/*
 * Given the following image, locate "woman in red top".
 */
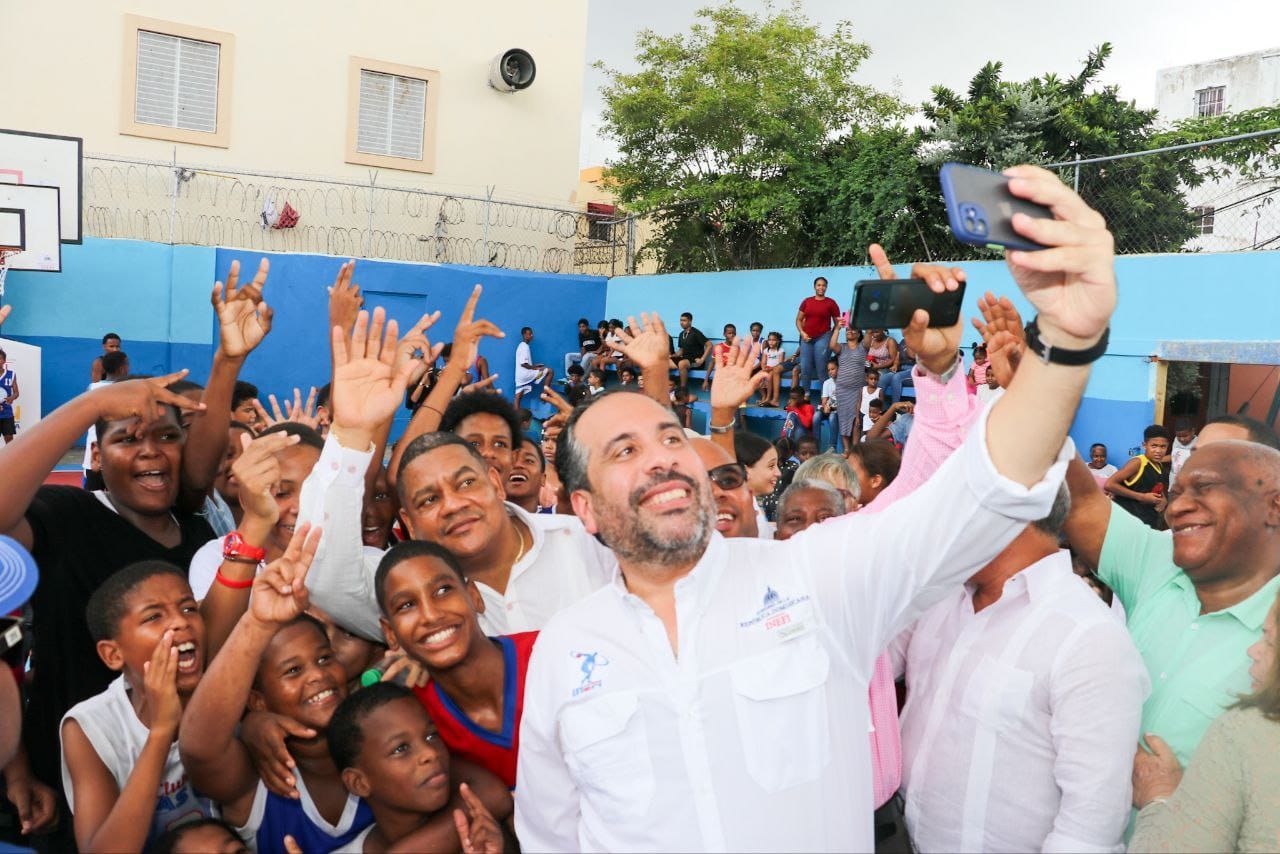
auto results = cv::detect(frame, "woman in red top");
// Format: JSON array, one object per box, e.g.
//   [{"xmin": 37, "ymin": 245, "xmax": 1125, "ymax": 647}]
[{"xmin": 795, "ymin": 276, "xmax": 840, "ymax": 394}]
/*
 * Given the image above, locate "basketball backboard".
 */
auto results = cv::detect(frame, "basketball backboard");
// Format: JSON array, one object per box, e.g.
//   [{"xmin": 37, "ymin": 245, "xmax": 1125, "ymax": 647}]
[
  {"xmin": 0, "ymin": 208, "xmax": 24, "ymax": 251},
  {"xmin": 0, "ymin": 129, "xmax": 82, "ymax": 245},
  {"xmin": 0, "ymin": 185, "xmax": 60, "ymax": 272}
]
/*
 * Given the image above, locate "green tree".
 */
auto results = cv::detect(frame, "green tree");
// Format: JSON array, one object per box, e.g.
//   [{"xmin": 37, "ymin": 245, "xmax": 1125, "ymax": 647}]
[
  {"xmin": 919, "ymin": 44, "xmax": 1201, "ymax": 254},
  {"xmin": 597, "ymin": 2, "xmax": 904, "ymax": 272}
]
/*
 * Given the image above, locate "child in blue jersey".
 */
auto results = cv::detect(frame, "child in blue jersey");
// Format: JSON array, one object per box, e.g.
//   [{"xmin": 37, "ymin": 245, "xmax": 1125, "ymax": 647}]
[
  {"xmin": 180, "ymin": 525, "xmax": 370, "ymax": 853},
  {"xmin": 0, "ymin": 347, "xmax": 19, "ymax": 444},
  {"xmin": 327, "ymin": 683, "xmax": 510, "ymax": 852},
  {"xmin": 60, "ymin": 561, "xmax": 214, "ymax": 852}
]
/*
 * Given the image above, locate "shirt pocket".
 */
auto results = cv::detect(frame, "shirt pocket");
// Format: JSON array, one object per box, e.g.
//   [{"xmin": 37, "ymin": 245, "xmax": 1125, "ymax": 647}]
[
  {"xmin": 958, "ymin": 655, "xmax": 1034, "ymax": 734},
  {"xmin": 559, "ymin": 691, "xmax": 655, "ymax": 817},
  {"xmin": 731, "ymin": 641, "xmax": 832, "ymax": 793}
]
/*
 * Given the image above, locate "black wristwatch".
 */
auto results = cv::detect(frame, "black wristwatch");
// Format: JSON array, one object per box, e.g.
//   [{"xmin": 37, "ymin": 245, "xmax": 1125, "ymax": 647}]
[{"xmin": 1025, "ymin": 318, "xmax": 1109, "ymax": 366}]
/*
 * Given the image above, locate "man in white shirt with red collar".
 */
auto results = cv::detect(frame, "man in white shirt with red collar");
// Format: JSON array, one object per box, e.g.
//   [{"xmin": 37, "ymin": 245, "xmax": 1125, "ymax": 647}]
[
  {"xmin": 514, "ymin": 166, "xmax": 1120, "ymax": 851},
  {"xmin": 892, "ymin": 487, "xmax": 1148, "ymax": 852}
]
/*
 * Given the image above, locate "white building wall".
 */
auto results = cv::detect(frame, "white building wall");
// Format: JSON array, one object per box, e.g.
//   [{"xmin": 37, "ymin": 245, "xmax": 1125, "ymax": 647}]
[{"xmin": 1154, "ymin": 48, "xmax": 1280, "ymax": 252}]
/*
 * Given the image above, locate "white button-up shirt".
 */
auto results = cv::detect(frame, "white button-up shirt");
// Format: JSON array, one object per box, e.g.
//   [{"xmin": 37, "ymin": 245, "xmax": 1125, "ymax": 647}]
[
  {"xmin": 891, "ymin": 550, "xmax": 1149, "ymax": 853},
  {"xmin": 296, "ymin": 435, "xmax": 615, "ymax": 640},
  {"xmin": 515, "ymin": 405, "xmax": 1072, "ymax": 852}
]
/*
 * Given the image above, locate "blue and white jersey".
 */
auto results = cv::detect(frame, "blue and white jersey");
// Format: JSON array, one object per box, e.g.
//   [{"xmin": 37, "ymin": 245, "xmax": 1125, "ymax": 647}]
[
  {"xmin": 233, "ymin": 776, "xmax": 373, "ymax": 854},
  {"xmin": 0, "ymin": 369, "xmax": 15, "ymax": 418}
]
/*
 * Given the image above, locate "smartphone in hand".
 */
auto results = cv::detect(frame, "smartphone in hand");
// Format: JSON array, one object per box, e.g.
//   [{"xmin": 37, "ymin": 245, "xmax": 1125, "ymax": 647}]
[
  {"xmin": 939, "ymin": 163, "xmax": 1052, "ymax": 251},
  {"xmin": 851, "ymin": 279, "xmax": 965, "ymax": 330}
]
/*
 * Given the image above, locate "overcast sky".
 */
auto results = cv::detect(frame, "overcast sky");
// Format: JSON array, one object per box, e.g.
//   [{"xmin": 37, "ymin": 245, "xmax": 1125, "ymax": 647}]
[{"xmin": 579, "ymin": 0, "xmax": 1280, "ymax": 167}]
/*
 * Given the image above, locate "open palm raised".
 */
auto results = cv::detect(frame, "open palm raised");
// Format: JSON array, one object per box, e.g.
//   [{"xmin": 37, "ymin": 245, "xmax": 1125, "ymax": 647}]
[
  {"xmin": 332, "ymin": 307, "xmax": 422, "ymax": 434},
  {"xmin": 213, "ymin": 258, "xmax": 274, "ymax": 358}
]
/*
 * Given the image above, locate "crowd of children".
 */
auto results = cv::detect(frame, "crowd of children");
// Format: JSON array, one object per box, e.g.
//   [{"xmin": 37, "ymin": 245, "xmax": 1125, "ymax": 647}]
[{"xmin": 1, "ymin": 193, "xmax": 1278, "ymax": 854}]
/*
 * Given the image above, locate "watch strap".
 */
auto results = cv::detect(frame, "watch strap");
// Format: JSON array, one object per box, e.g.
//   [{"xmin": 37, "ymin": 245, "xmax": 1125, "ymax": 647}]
[{"xmin": 1025, "ymin": 318, "xmax": 1109, "ymax": 366}]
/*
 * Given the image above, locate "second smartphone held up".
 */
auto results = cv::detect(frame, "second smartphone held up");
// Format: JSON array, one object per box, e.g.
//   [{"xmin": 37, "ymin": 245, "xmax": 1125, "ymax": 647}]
[{"xmin": 850, "ymin": 278, "xmax": 966, "ymax": 330}]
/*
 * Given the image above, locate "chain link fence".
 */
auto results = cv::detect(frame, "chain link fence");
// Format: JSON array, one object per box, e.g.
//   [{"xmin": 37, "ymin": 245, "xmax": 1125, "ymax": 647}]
[
  {"xmin": 1045, "ymin": 129, "xmax": 1280, "ymax": 256},
  {"xmin": 82, "ymin": 154, "xmax": 638, "ymax": 276}
]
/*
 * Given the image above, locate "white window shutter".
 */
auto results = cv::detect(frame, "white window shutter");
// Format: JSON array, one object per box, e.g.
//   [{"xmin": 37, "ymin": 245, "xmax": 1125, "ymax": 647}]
[
  {"xmin": 357, "ymin": 70, "xmax": 426, "ymax": 160},
  {"xmin": 135, "ymin": 30, "xmax": 219, "ymax": 133}
]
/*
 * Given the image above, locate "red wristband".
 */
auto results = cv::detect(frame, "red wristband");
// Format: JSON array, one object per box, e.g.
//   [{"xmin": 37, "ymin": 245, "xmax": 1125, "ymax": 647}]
[{"xmin": 215, "ymin": 570, "xmax": 254, "ymax": 590}]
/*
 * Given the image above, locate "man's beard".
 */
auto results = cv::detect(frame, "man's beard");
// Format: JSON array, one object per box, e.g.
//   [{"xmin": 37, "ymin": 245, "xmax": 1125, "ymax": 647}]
[{"xmin": 593, "ymin": 470, "xmax": 713, "ymax": 567}]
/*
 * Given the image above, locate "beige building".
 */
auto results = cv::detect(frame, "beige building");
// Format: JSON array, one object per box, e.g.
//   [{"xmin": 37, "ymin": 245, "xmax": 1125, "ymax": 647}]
[
  {"xmin": 576, "ymin": 165, "xmax": 656, "ymax": 275},
  {"xmin": 1, "ymin": 1, "xmax": 604, "ymax": 271}
]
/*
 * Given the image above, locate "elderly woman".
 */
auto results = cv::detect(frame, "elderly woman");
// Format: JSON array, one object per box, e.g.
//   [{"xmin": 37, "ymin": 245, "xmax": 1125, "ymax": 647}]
[{"xmin": 1129, "ymin": 588, "xmax": 1280, "ymax": 852}]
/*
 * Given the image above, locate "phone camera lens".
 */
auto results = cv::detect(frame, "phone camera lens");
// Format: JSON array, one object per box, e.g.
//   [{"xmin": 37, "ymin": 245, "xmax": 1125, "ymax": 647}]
[
  {"xmin": 869, "ymin": 300, "xmax": 881, "ymax": 312},
  {"xmin": 974, "ymin": 219, "xmax": 988, "ymax": 236}
]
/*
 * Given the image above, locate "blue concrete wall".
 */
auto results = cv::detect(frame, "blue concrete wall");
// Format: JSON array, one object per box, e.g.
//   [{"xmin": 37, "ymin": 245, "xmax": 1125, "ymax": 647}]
[
  {"xmin": 3, "ymin": 239, "xmax": 218, "ymax": 417},
  {"xmin": 3, "ymin": 238, "xmax": 606, "ymax": 443},
  {"xmin": 214, "ymin": 249, "xmax": 606, "ymax": 437},
  {"xmin": 606, "ymin": 251, "xmax": 1280, "ymax": 465}
]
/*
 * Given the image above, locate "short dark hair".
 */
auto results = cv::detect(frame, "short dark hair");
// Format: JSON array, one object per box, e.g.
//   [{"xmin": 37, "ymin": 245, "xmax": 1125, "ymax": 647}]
[
  {"xmin": 520, "ymin": 435, "xmax": 547, "ymax": 472},
  {"xmin": 520, "ymin": 326, "xmax": 533, "ymax": 336},
  {"xmin": 796, "ymin": 435, "xmax": 819, "ymax": 449},
  {"xmin": 750, "ymin": 322, "xmax": 763, "ymax": 332},
  {"xmin": 587, "ymin": 370, "xmax": 606, "ymax": 384},
  {"xmin": 230, "ymin": 420, "xmax": 256, "ymax": 439},
  {"xmin": 723, "ymin": 324, "xmax": 736, "ymax": 333},
  {"xmin": 395, "ymin": 432, "xmax": 487, "ymax": 497},
  {"xmin": 813, "ymin": 277, "xmax": 827, "ymax": 286},
  {"xmin": 680, "ymin": 312, "xmax": 693, "ymax": 321},
  {"xmin": 577, "ymin": 317, "xmax": 589, "ymax": 326},
  {"xmin": 1031, "ymin": 483, "xmax": 1071, "ymax": 537},
  {"xmin": 169, "ymin": 379, "xmax": 204, "ymax": 396},
  {"xmin": 518, "ymin": 408, "xmax": 533, "ymax": 424},
  {"xmin": 152, "ymin": 818, "xmax": 244, "ymax": 854},
  {"xmin": 439, "ymin": 390, "xmax": 522, "ymax": 447},
  {"xmin": 866, "ymin": 368, "xmax": 880, "ymax": 379},
  {"xmin": 734, "ymin": 431, "xmax": 774, "ymax": 468},
  {"xmin": 259, "ymin": 421, "xmax": 324, "ymax": 451},
  {"xmin": 1173, "ymin": 416, "xmax": 1194, "ymax": 432},
  {"xmin": 328, "ymin": 682, "xmax": 416, "ymax": 771},
  {"xmin": 103, "ymin": 333, "xmax": 121, "ymax": 344},
  {"xmin": 1143, "ymin": 424, "xmax": 1171, "ymax": 442},
  {"xmin": 847, "ymin": 441, "xmax": 902, "ymax": 486},
  {"xmin": 567, "ymin": 364, "xmax": 585, "ymax": 377},
  {"xmin": 101, "ymin": 351, "xmax": 130, "ymax": 376},
  {"xmin": 1205, "ymin": 414, "xmax": 1280, "ymax": 450},
  {"xmin": 232, "ymin": 381, "xmax": 259, "ymax": 409},
  {"xmin": 374, "ymin": 540, "xmax": 467, "ymax": 617},
  {"xmin": 86, "ymin": 561, "xmax": 189, "ymax": 643},
  {"xmin": 1090, "ymin": 442, "xmax": 1107, "ymax": 454},
  {"xmin": 316, "ymin": 383, "xmax": 332, "ymax": 410}
]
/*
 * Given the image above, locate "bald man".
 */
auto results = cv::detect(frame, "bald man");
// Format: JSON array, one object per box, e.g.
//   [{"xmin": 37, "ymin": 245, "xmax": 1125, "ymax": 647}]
[
  {"xmin": 1064, "ymin": 427, "xmax": 1280, "ymax": 769},
  {"xmin": 690, "ymin": 438, "xmax": 758, "ymax": 539}
]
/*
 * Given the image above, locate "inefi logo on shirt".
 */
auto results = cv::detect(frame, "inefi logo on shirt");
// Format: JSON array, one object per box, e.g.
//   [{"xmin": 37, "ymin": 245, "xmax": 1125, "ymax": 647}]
[
  {"xmin": 740, "ymin": 586, "xmax": 812, "ymax": 639},
  {"xmin": 571, "ymin": 651, "xmax": 609, "ymax": 697}
]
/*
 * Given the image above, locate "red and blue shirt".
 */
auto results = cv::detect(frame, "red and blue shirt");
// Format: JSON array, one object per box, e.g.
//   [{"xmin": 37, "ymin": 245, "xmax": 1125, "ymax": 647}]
[{"xmin": 413, "ymin": 631, "xmax": 537, "ymax": 789}]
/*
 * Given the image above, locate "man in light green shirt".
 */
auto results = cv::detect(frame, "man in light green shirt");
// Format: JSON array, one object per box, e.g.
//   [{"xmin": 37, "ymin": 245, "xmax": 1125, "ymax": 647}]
[{"xmin": 1065, "ymin": 416, "xmax": 1280, "ymax": 766}]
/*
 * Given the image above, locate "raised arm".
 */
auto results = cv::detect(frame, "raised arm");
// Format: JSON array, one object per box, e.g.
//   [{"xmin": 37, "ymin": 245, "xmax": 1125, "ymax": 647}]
[
  {"xmin": 865, "ymin": 402, "xmax": 909, "ymax": 442},
  {"xmin": 707, "ymin": 338, "xmax": 768, "ymax": 454},
  {"xmin": 200, "ymin": 430, "xmax": 300, "ymax": 658},
  {"xmin": 827, "ymin": 322, "xmax": 845, "ymax": 352},
  {"xmin": 180, "ymin": 259, "xmax": 273, "ymax": 511},
  {"xmin": 983, "ymin": 165, "xmax": 1115, "ymax": 487},
  {"xmin": 180, "ymin": 525, "xmax": 321, "ymax": 812},
  {"xmin": 387, "ymin": 285, "xmax": 500, "ymax": 490},
  {"xmin": 0, "ymin": 374, "xmax": 202, "ymax": 548},
  {"xmin": 299, "ymin": 309, "xmax": 421, "ymax": 640},
  {"xmin": 611, "ymin": 313, "xmax": 674, "ymax": 407},
  {"xmin": 1062, "ymin": 455, "xmax": 1115, "ymax": 569}
]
